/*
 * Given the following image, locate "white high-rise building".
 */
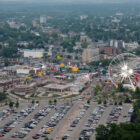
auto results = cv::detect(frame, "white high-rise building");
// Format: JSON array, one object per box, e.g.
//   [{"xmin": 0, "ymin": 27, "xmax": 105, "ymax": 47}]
[
  {"xmin": 40, "ymin": 15, "xmax": 46, "ymax": 24},
  {"xmin": 109, "ymin": 40, "xmax": 125, "ymax": 48},
  {"xmin": 110, "ymin": 40, "xmax": 114, "ymax": 47},
  {"xmin": 114, "ymin": 40, "xmax": 118, "ymax": 48}
]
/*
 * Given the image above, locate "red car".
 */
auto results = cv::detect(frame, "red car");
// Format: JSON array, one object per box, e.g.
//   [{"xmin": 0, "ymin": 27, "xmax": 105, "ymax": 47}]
[
  {"xmin": 113, "ymin": 117, "xmax": 118, "ymax": 121},
  {"xmin": 32, "ymin": 135, "xmax": 39, "ymax": 139},
  {"xmin": 0, "ymin": 134, "xmax": 4, "ymax": 138}
]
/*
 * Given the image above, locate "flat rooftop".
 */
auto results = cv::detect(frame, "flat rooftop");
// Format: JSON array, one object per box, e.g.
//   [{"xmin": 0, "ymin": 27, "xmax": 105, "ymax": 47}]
[{"xmin": 44, "ymin": 84, "xmax": 71, "ymax": 90}]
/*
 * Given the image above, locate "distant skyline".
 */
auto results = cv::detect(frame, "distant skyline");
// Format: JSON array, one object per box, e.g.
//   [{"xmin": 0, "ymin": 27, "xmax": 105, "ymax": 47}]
[{"xmin": 0, "ymin": 0, "xmax": 140, "ymax": 3}]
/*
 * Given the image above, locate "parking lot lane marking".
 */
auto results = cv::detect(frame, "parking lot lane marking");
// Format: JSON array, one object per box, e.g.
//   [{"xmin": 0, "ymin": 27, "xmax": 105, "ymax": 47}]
[
  {"xmin": 98, "ymin": 105, "xmax": 113, "ymax": 125},
  {"xmin": 52, "ymin": 101, "xmax": 84, "ymax": 140},
  {"xmin": 68, "ymin": 102, "xmax": 97, "ymax": 140}
]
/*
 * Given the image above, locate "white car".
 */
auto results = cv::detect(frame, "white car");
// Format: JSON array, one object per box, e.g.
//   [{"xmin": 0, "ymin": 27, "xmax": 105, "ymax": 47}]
[
  {"xmin": 9, "ymin": 125, "xmax": 15, "ymax": 128},
  {"xmin": 67, "ymin": 127, "xmax": 73, "ymax": 131}
]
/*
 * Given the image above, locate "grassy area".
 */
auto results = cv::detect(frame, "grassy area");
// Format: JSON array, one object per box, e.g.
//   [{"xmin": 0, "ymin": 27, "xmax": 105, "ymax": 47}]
[
  {"xmin": 30, "ymin": 93, "xmax": 38, "ymax": 98},
  {"xmin": 65, "ymin": 94, "xmax": 78, "ymax": 98},
  {"xmin": 30, "ymin": 93, "xmax": 35, "ymax": 97},
  {"xmin": 42, "ymin": 93, "xmax": 61, "ymax": 98},
  {"xmin": 11, "ymin": 91, "xmax": 26, "ymax": 99},
  {"xmin": 14, "ymin": 93, "xmax": 26, "ymax": 99},
  {"xmin": 42, "ymin": 92, "xmax": 50, "ymax": 97},
  {"xmin": 53, "ymin": 94, "xmax": 61, "ymax": 98},
  {"xmin": 0, "ymin": 98, "xmax": 11, "ymax": 104}
]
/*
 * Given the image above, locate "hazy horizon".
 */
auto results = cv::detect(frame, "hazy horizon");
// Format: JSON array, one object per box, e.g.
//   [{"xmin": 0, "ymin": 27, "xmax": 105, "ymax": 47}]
[{"xmin": 0, "ymin": 0, "xmax": 140, "ymax": 4}]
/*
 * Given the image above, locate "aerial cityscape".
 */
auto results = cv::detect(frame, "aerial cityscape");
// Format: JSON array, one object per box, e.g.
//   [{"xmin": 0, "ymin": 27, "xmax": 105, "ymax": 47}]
[{"xmin": 0, "ymin": 0, "xmax": 140, "ymax": 140}]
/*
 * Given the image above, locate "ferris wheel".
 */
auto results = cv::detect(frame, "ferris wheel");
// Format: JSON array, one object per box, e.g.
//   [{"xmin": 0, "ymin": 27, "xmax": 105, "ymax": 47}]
[{"xmin": 108, "ymin": 53, "xmax": 140, "ymax": 90}]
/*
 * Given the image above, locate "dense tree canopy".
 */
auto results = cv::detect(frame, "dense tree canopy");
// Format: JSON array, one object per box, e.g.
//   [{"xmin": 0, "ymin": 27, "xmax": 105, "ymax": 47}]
[
  {"xmin": 0, "ymin": 47, "xmax": 18, "ymax": 58},
  {"xmin": 0, "ymin": 93, "xmax": 7, "ymax": 101},
  {"xmin": 96, "ymin": 123, "xmax": 140, "ymax": 140}
]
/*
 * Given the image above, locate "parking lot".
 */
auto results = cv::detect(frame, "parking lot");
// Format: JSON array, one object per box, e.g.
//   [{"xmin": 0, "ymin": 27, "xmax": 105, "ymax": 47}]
[
  {"xmin": 0, "ymin": 103, "xmax": 30, "ymax": 128},
  {"xmin": 66, "ymin": 102, "xmax": 97, "ymax": 140},
  {"xmin": 24, "ymin": 102, "xmax": 63, "ymax": 140},
  {"xmin": 61, "ymin": 103, "xmax": 132, "ymax": 140},
  {"xmin": 0, "ymin": 100, "xmax": 133, "ymax": 140},
  {"xmin": 1, "ymin": 103, "xmax": 39, "ymax": 139}
]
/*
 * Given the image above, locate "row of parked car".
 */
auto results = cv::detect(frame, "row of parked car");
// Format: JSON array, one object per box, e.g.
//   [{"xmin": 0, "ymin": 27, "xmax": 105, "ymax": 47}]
[
  {"xmin": 61, "ymin": 103, "xmax": 90, "ymax": 140},
  {"xmin": 126, "ymin": 106, "xmax": 133, "ymax": 122},
  {"xmin": 70, "ymin": 103, "xmax": 90, "ymax": 128},
  {"xmin": 107, "ymin": 105, "xmax": 122, "ymax": 124},
  {"xmin": 32, "ymin": 103, "xmax": 73, "ymax": 139},
  {"xmin": 12, "ymin": 104, "xmax": 54, "ymax": 139},
  {"xmin": 79, "ymin": 105, "xmax": 105, "ymax": 140},
  {"xmin": 0, "ymin": 108, "xmax": 15, "ymax": 122},
  {"xmin": 0, "ymin": 104, "xmax": 38, "ymax": 138}
]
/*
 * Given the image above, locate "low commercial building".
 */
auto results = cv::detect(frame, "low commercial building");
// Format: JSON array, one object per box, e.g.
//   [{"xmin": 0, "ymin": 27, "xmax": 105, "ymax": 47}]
[
  {"xmin": 14, "ymin": 83, "xmax": 36, "ymax": 95},
  {"xmin": 0, "ymin": 79, "xmax": 19, "ymax": 89},
  {"xmin": 99, "ymin": 47, "xmax": 122, "ymax": 56},
  {"xmin": 17, "ymin": 69, "xmax": 30, "ymax": 75},
  {"xmin": 125, "ymin": 42, "xmax": 139, "ymax": 51},
  {"xmin": 44, "ymin": 84, "xmax": 71, "ymax": 92},
  {"xmin": 23, "ymin": 49, "xmax": 45, "ymax": 58}
]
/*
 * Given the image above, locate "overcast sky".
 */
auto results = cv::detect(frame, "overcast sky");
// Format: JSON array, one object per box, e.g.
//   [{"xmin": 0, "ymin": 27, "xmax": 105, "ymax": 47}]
[{"xmin": 0, "ymin": 0, "xmax": 139, "ymax": 3}]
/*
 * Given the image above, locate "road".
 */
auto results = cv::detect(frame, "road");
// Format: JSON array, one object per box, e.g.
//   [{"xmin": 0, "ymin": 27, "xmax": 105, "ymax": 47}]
[
  {"xmin": 118, "ymin": 104, "xmax": 131, "ymax": 123},
  {"xmin": 98, "ymin": 105, "xmax": 113, "ymax": 125}
]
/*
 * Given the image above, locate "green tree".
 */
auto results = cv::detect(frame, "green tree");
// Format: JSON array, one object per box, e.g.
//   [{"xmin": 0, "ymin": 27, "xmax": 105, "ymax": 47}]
[
  {"xmin": 104, "ymin": 100, "xmax": 107, "ymax": 105},
  {"xmin": 5, "ymin": 102, "xmax": 8, "ymax": 105},
  {"xmin": 115, "ymin": 102, "xmax": 117, "ymax": 105},
  {"xmin": 132, "ymin": 99, "xmax": 140, "ymax": 123},
  {"xmin": 119, "ymin": 101, "xmax": 122, "ymax": 105},
  {"xmin": 9, "ymin": 101, "xmax": 14, "ymax": 108},
  {"xmin": 44, "ymin": 137, "xmax": 49, "ymax": 140},
  {"xmin": 36, "ymin": 100, "xmax": 39, "ymax": 104},
  {"xmin": 49, "ymin": 100, "xmax": 52, "ymax": 104},
  {"xmin": 0, "ymin": 93, "xmax": 7, "ymax": 101},
  {"xmin": 98, "ymin": 100, "xmax": 102, "ymax": 104},
  {"xmin": 121, "ymin": 134, "xmax": 133, "ymax": 140},
  {"xmin": 81, "ymin": 42, "xmax": 88, "ymax": 48},
  {"xmin": 87, "ymin": 100, "xmax": 90, "ymax": 104},
  {"xmin": 117, "ymin": 83, "xmax": 124, "ymax": 92},
  {"xmin": 15, "ymin": 101, "xmax": 19, "ymax": 108},
  {"xmin": 1, "ymin": 47, "xmax": 18, "ymax": 58},
  {"xmin": 125, "ymin": 98, "xmax": 131, "ymax": 103},
  {"xmin": 96, "ymin": 123, "xmax": 140, "ymax": 140},
  {"xmin": 134, "ymin": 87, "xmax": 140, "ymax": 98},
  {"xmin": 32, "ymin": 100, "xmax": 35, "ymax": 104},
  {"xmin": 94, "ymin": 85, "xmax": 102, "ymax": 94},
  {"xmin": 54, "ymin": 99, "xmax": 57, "ymax": 105},
  {"xmin": 66, "ymin": 100, "xmax": 70, "ymax": 105},
  {"xmin": 4, "ymin": 58, "xmax": 9, "ymax": 66},
  {"xmin": 96, "ymin": 125, "xmax": 109, "ymax": 140}
]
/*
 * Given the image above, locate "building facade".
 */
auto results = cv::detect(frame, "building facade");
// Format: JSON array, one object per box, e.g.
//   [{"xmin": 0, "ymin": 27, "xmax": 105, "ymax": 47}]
[
  {"xmin": 82, "ymin": 48, "xmax": 99, "ymax": 63},
  {"xmin": 40, "ymin": 15, "xmax": 46, "ymax": 24},
  {"xmin": 23, "ymin": 49, "xmax": 45, "ymax": 58}
]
